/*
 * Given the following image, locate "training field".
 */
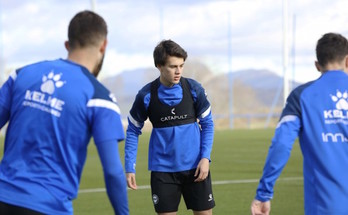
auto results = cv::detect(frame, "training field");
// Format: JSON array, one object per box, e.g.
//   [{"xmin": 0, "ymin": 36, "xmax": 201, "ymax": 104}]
[{"xmin": 0, "ymin": 129, "xmax": 304, "ymax": 214}]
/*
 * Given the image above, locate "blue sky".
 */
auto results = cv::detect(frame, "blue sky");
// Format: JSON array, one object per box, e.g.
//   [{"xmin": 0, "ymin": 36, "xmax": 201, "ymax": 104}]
[{"xmin": 1, "ymin": 0, "xmax": 348, "ymax": 83}]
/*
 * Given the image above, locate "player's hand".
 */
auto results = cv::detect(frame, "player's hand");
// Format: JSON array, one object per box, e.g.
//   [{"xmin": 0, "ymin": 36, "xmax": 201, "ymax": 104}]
[
  {"xmin": 250, "ymin": 199, "xmax": 270, "ymax": 215},
  {"xmin": 194, "ymin": 158, "xmax": 210, "ymax": 182},
  {"xmin": 126, "ymin": 173, "xmax": 137, "ymax": 190}
]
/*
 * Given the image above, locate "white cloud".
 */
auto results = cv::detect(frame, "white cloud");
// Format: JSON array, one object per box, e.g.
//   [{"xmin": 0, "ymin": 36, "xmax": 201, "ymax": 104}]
[
  {"xmin": 100, "ymin": 48, "xmax": 153, "ymax": 79},
  {"xmin": 1, "ymin": 0, "xmax": 348, "ymax": 85}
]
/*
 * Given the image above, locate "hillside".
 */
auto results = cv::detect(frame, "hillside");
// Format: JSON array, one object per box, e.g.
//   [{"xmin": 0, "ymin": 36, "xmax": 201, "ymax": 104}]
[{"xmin": 101, "ymin": 60, "xmax": 300, "ymax": 128}]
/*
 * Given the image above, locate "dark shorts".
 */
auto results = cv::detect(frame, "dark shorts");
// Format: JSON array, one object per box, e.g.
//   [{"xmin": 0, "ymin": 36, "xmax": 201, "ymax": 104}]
[
  {"xmin": 0, "ymin": 201, "xmax": 43, "ymax": 215},
  {"xmin": 150, "ymin": 169, "xmax": 215, "ymax": 213}
]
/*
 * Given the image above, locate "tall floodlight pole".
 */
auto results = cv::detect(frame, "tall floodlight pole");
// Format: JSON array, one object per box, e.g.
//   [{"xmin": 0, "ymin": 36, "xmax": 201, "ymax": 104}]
[
  {"xmin": 291, "ymin": 14, "xmax": 296, "ymax": 91},
  {"xmin": 228, "ymin": 11, "xmax": 233, "ymax": 129},
  {"xmin": 282, "ymin": 0, "xmax": 289, "ymax": 104},
  {"xmin": 158, "ymin": 1, "xmax": 164, "ymax": 40},
  {"xmin": 91, "ymin": 0, "xmax": 96, "ymax": 12}
]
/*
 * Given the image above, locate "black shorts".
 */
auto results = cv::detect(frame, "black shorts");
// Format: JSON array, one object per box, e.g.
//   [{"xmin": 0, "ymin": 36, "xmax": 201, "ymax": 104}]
[
  {"xmin": 150, "ymin": 169, "xmax": 215, "ymax": 213},
  {"xmin": 0, "ymin": 201, "xmax": 44, "ymax": 215}
]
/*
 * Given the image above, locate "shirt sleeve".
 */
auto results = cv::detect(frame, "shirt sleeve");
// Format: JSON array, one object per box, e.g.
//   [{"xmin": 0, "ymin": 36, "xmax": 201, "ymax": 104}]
[
  {"xmin": 95, "ymin": 139, "xmax": 129, "ymax": 215},
  {"xmin": 124, "ymin": 90, "xmax": 148, "ymax": 173},
  {"xmin": 198, "ymin": 109, "xmax": 214, "ymax": 161},
  {"xmin": 255, "ymin": 89, "xmax": 303, "ymax": 201},
  {"xmin": 87, "ymin": 99, "xmax": 125, "ymax": 143},
  {"xmin": 0, "ymin": 73, "xmax": 16, "ymax": 129},
  {"xmin": 124, "ymin": 117, "xmax": 143, "ymax": 173},
  {"xmin": 0, "ymin": 106, "xmax": 9, "ymax": 129},
  {"xmin": 255, "ymin": 115, "xmax": 301, "ymax": 201},
  {"xmin": 188, "ymin": 78, "xmax": 215, "ymax": 161}
]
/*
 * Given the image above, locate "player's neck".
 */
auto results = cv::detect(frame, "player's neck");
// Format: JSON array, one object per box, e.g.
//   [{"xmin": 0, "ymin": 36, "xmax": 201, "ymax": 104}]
[{"xmin": 67, "ymin": 48, "xmax": 99, "ymax": 73}]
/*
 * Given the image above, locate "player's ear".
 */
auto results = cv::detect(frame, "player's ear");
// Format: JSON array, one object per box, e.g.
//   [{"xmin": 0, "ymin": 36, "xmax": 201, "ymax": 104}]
[
  {"xmin": 314, "ymin": 61, "xmax": 321, "ymax": 72},
  {"xmin": 344, "ymin": 55, "xmax": 348, "ymax": 70},
  {"xmin": 64, "ymin": 41, "xmax": 70, "ymax": 51},
  {"xmin": 156, "ymin": 64, "xmax": 162, "ymax": 71},
  {"xmin": 100, "ymin": 39, "xmax": 108, "ymax": 54}
]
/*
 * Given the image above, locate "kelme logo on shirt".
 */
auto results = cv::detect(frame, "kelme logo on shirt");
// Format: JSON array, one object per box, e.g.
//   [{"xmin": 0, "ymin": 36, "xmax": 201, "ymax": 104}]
[
  {"xmin": 40, "ymin": 71, "xmax": 66, "ymax": 94},
  {"xmin": 321, "ymin": 90, "xmax": 348, "ymax": 142},
  {"xmin": 323, "ymin": 90, "xmax": 348, "ymax": 125},
  {"xmin": 22, "ymin": 71, "xmax": 66, "ymax": 117},
  {"xmin": 330, "ymin": 90, "xmax": 348, "ymax": 110}
]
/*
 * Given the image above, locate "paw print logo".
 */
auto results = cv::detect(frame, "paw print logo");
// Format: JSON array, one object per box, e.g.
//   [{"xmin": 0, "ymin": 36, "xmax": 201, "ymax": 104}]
[
  {"xmin": 330, "ymin": 90, "xmax": 348, "ymax": 110},
  {"xmin": 40, "ymin": 71, "xmax": 66, "ymax": 95}
]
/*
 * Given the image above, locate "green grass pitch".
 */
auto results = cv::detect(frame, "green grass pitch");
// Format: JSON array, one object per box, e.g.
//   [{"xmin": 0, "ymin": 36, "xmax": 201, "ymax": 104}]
[{"xmin": 0, "ymin": 129, "xmax": 304, "ymax": 214}]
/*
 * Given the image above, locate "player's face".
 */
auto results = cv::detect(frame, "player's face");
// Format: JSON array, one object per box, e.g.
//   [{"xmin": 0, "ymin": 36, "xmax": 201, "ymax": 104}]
[{"xmin": 158, "ymin": 56, "xmax": 185, "ymax": 87}]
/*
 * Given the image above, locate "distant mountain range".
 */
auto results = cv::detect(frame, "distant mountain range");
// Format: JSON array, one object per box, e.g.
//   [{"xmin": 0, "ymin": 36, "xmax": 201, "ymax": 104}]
[{"xmin": 101, "ymin": 60, "xmax": 300, "ymax": 128}]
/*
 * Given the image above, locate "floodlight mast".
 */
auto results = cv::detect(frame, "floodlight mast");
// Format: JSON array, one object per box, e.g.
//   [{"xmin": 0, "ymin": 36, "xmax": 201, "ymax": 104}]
[
  {"xmin": 283, "ymin": 0, "xmax": 290, "ymax": 105},
  {"xmin": 228, "ymin": 11, "xmax": 233, "ymax": 129},
  {"xmin": 91, "ymin": 0, "xmax": 96, "ymax": 12},
  {"xmin": 291, "ymin": 14, "xmax": 296, "ymax": 92}
]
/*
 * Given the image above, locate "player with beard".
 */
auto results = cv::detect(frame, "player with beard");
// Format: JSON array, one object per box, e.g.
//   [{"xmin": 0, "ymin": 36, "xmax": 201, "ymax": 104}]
[{"xmin": 0, "ymin": 10, "xmax": 128, "ymax": 214}]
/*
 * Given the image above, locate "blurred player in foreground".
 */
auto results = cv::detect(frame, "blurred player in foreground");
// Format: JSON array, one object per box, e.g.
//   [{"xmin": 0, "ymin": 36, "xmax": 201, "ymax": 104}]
[
  {"xmin": 0, "ymin": 10, "xmax": 128, "ymax": 215},
  {"xmin": 125, "ymin": 40, "xmax": 215, "ymax": 215},
  {"xmin": 251, "ymin": 32, "xmax": 348, "ymax": 215}
]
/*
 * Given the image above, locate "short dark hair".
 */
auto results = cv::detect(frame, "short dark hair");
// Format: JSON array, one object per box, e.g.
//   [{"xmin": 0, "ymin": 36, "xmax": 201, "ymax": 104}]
[
  {"xmin": 316, "ymin": 32, "xmax": 348, "ymax": 67},
  {"xmin": 153, "ymin": 40, "xmax": 188, "ymax": 67},
  {"xmin": 68, "ymin": 10, "xmax": 107, "ymax": 49}
]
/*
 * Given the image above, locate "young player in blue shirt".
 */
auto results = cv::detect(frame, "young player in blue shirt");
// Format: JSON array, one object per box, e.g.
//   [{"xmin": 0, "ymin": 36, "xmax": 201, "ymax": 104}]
[
  {"xmin": 0, "ymin": 10, "xmax": 128, "ymax": 215},
  {"xmin": 251, "ymin": 32, "xmax": 348, "ymax": 215},
  {"xmin": 125, "ymin": 40, "xmax": 215, "ymax": 215}
]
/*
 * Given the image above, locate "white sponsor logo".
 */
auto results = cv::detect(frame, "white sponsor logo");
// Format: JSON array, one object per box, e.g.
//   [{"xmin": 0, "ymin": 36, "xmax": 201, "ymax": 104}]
[
  {"xmin": 160, "ymin": 107, "xmax": 188, "ymax": 122},
  {"xmin": 322, "ymin": 132, "xmax": 348, "ymax": 143},
  {"xmin": 324, "ymin": 90, "xmax": 348, "ymax": 124},
  {"xmin": 160, "ymin": 114, "xmax": 188, "ymax": 122},
  {"xmin": 40, "ymin": 71, "xmax": 65, "ymax": 94},
  {"xmin": 23, "ymin": 71, "xmax": 66, "ymax": 117},
  {"xmin": 323, "ymin": 110, "xmax": 348, "ymax": 119},
  {"xmin": 330, "ymin": 90, "xmax": 348, "ymax": 110},
  {"xmin": 24, "ymin": 91, "xmax": 65, "ymax": 111}
]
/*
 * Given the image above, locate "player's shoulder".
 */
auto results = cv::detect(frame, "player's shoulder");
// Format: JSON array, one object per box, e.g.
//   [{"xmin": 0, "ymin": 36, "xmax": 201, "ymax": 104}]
[
  {"xmin": 15, "ymin": 59, "xmax": 55, "ymax": 73},
  {"xmin": 137, "ymin": 82, "xmax": 152, "ymax": 98},
  {"xmin": 183, "ymin": 77, "xmax": 201, "ymax": 86},
  {"xmin": 16, "ymin": 59, "xmax": 73, "ymax": 74},
  {"xmin": 289, "ymin": 80, "xmax": 316, "ymax": 100},
  {"xmin": 182, "ymin": 77, "xmax": 205, "ymax": 94},
  {"xmin": 80, "ymin": 70, "xmax": 114, "ymax": 102}
]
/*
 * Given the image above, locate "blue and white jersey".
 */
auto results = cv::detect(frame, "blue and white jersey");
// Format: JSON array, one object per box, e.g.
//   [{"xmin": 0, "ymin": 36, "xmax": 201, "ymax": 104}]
[
  {"xmin": 125, "ymin": 77, "xmax": 214, "ymax": 173},
  {"xmin": 256, "ymin": 70, "xmax": 348, "ymax": 214},
  {"xmin": 0, "ymin": 59, "xmax": 127, "ymax": 214}
]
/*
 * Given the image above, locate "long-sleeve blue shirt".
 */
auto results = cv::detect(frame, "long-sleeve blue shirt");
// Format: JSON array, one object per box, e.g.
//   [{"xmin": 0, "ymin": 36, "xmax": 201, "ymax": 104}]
[
  {"xmin": 256, "ymin": 70, "xmax": 348, "ymax": 214},
  {"xmin": 0, "ymin": 59, "xmax": 129, "ymax": 214},
  {"xmin": 125, "ymin": 77, "xmax": 214, "ymax": 173}
]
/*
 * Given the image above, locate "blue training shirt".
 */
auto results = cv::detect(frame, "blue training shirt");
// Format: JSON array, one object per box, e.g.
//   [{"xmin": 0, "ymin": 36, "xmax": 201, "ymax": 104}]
[
  {"xmin": 256, "ymin": 70, "xmax": 348, "ymax": 214},
  {"xmin": 125, "ymin": 77, "xmax": 214, "ymax": 173},
  {"xmin": 0, "ymin": 59, "xmax": 128, "ymax": 214}
]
